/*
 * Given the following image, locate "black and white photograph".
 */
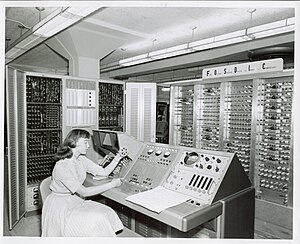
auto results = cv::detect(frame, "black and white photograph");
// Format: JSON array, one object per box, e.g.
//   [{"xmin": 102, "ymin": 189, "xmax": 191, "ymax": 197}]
[{"xmin": 1, "ymin": 1, "xmax": 299, "ymax": 244}]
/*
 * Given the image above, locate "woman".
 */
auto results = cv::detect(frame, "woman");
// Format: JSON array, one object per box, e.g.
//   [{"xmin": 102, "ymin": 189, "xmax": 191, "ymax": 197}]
[{"xmin": 42, "ymin": 129, "xmax": 124, "ymax": 237}]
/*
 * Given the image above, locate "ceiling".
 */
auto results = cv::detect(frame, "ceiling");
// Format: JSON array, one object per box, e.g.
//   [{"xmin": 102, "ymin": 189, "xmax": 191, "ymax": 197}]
[{"xmin": 5, "ymin": 3, "xmax": 295, "ymax": 82}]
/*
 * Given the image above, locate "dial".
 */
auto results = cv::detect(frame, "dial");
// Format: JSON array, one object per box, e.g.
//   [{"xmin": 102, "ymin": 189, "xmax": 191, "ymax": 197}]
[{"xmin": 184, "ymin": 152, "xmax": 199, "ymax": 166}]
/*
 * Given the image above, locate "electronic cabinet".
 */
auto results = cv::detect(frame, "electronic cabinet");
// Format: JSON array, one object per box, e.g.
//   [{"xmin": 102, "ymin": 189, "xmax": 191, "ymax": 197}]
[
  {"xmin": 98, "ymin": 81, "xmax": 124, "ymax": 131},
  {"xmin": 5, "ymin": 69, "xmax": 63, "ymax": 228},
  {"xmin": 194, "ymin": 83, "xmax": 221, "ymax": 151},
  {"xmin": 169, "ymin": 69, "xmax": 294, "ymax": 239},
  {"xmin": 26, "ymin": 74, "xmax": 62, "ymax": 212},
  {"xmin": 5, "ymin": 67, "xmax": 126, "ymax": 229},
  {"xmin": 170, "ymin": 85, "xmax": 194, "ymax": 147}
]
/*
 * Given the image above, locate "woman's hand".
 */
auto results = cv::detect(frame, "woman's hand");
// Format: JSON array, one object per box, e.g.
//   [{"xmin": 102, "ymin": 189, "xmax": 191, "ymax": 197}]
[{"xmin": 110, "ymin": 178, "xmax": 122, "ymax": 188}]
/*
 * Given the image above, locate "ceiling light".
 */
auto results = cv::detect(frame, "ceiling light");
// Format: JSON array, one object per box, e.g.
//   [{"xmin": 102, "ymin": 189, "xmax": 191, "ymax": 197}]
[
  {"xmin": 34, "ymin": 7, "xmax": 99, "ymax": 37},
  {"xmin": 151, "ymin": 49, "xmax": 191, "ymax": 60},
  {"xmin": 6, "ymin": 6, "xmax": 101, "ymax": 64},
  {"xmin": 214, "ymin": 30, "xmax": 246, "ymax": 42},
  {"xmin": 6, "ymin": 34, "xmax": 42, "ymax": 59},
  {"xmin": 252, "ymin": 25, "xmax": 294, "ymax": 39},
  {"xmin": 247, "ymin": 19, "xmax": 287, "ymax": 34},
  {"xmin": 115, "ymin": 16, "xmax": 294, "ymax": 68},
  {"xmin": 161, "ymin": 87, "xmax": 170, "ymax": 92},
  {"xmin": 189, "ymin": 37, "xmax": 214, "ymax": 48},
  {"xmin": 119, "ymin": 58, "xmax": 152, "ymax": 66}
]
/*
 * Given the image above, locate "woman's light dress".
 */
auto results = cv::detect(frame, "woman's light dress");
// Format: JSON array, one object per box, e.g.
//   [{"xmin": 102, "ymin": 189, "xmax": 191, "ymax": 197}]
[{"xmin": 42, "ymin": 156, "xmax": 124, "ymax": 237}]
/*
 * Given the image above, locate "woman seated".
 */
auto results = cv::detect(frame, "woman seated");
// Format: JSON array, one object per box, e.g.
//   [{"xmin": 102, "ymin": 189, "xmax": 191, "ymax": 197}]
[{"xmin": 42, "ymin": 129, "xmax": 124, "ymax": 237}]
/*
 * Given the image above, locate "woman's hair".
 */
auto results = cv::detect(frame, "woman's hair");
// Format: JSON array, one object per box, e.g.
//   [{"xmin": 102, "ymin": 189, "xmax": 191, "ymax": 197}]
[{"xmin": 54, "ymin": 129, "xmax": 90, "ymax": 161}]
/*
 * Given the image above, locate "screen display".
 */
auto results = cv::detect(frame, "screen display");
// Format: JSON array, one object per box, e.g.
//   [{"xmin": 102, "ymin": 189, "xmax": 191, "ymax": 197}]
[{"xmin": 92, "ymin": 130, "xmax": 120, "ymax": 156}]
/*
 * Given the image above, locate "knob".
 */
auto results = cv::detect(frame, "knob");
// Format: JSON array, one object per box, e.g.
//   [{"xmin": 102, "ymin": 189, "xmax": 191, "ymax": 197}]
[{"xmin": 147, "ymin": 149, "xmax": 154, "ymax": 155}]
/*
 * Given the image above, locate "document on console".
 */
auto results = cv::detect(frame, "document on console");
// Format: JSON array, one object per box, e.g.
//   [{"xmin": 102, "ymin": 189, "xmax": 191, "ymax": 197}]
[{"xmin": 125, "ymin": 186, "xmax": 191, "ymax": 213}]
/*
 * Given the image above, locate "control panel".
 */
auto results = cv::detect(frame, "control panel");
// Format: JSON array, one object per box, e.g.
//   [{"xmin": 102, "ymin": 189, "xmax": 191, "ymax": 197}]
[
  {"xmin": 119, "ymin": 139, "xmax": 249, "ymax": 206},
  {"xmin": 101, "ymin": 132, "xmax": 253, "ymax": 238},
  {"xmin": 163, "ymin": 151, "xmax": 230, "ymax": 204},
  {"xmin": 27, "ymin": 185, "xmax": 40, "ymax": 211},
  {"xmin": 121, "ymin": 144, "xmax": 179, "ymax": 193}
]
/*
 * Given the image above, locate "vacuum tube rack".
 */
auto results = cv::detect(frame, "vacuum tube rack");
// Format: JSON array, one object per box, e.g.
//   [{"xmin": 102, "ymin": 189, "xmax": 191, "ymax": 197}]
[
  {"xmin": 223, "ymin": 81, "xmax": 253, "ymax": 174},
  {"xmin": 26, "ymin": 75, "xmax": 62, "ymax": 185},
  {"xmin": 195, "ymin": 83, "xmax": 221, "ymax": 150},
  {"xmin": 99, "ymin": 82, "xmax": 124, "ymax": 130},
  {"xmin": 172, "ymin": 86, "xmax": 194, "ymax": 147},
  {"xmin": 170, "ymin": 75, "xmax": 294, "ymax": 207},
  {"xmin": 255, "ymin": 77, "xmax": 293, "ymax": 206}
]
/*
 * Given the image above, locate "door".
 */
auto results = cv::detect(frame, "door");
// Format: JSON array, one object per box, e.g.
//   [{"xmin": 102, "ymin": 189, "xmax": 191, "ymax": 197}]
[
  {"xmin": 125, "ymin": 83, "xmax": 156, "ymax": 142},
  {"xmin": 5, "ymin": 66, "xmax": 26, "ymax": 230}
]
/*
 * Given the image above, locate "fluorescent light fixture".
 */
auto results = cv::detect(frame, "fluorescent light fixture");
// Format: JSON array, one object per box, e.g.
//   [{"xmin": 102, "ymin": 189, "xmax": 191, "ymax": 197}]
[
  {"xmin": 242, "ymin": 34, "xmax": 256, "ymax": 41},
  {"xmin": 67, "ymin": 7, "xmax": 98, "ymax": 17},
  {"xmin": 6, "ymin": 34, "xmax": 42, "ymax": 59},
  {"xmin": 34, "ymin": 7, "xmax": 99, "ymax": 37},
  {"xmin": 6, "ymin": 6, "xmax": 100, "ymax": 64},
  {"xmin": 214, "ymin": 30, "xmax": 246, "ymax": 42},
  {"xmin": 252, "ymin": 25, "xmax": 294, "ymax": 39},
  {"xmin": 190, "ymin": 42, "xmax": 215, "ymax": 51},
  {"xmin": 35, "ymin": 15, "xmax": 75, "ymax": 37},
  {"xmin": 161, "ymin": 87, "xmax": 170, "ymax": 92},
  {"xmin": 119, "ymin": 58, "xmax": 152, "ymax": 66},
  {"xmin": 149, "ymin": 49, "xmax": 167, "ymax": 56},
  {"xmin": 189, "ymin": 37, "xmax": 214, "ymax": 48},
  {"xmin": 214, "ymin": 37, "xmax": 246, "ymax": 48},
  {"xmin": 287, "ymin": 17, "xmax": 295, "ymax": 25},
  {"xmin": 166, "ymin": 44, "xmax": 188, "ymax": 53},
  {"xmin": 116, "ymin": 17, "xmax": 294, "ymax": 67},
  {"xmin": 119, "ymin": 54, "xmax": 151, "ymax": 66},
  {"xmin": 151, "ymin": 49, "xmax": 191, "ymax": 60},
  {"xmin": 149, "ymin": 44, "xmax": 188, "ymax": 58},
  {"xmin": 162, "ymin": 78, "xmax": 201, "ymax": 85},
  {"xmin": 247, "ymin": 19, "xmax": 287, "ymax": 35}
]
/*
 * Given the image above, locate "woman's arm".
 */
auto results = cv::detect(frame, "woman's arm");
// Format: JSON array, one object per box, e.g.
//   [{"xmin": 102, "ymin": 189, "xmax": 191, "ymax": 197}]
[
  {"xmin": 98, "ymin": 153, "xmax": 123, "ymax": 176},
  {"xmin": 84, "ymin": 153, "xmax": 124, "ymax": 177},
  {"xmin": 76, "ymin": 178, "xmax": 122, "ymax": 198}
]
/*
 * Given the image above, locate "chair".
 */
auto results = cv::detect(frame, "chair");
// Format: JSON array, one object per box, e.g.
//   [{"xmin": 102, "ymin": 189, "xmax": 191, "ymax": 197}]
[{"xmin": 39, "ymin": 176, "xmax": 52, "ymax": 205}]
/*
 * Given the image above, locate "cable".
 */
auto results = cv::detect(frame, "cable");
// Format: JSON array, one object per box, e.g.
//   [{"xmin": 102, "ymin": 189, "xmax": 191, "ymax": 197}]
[{"xmin": 5, "ymin": 18, "xmax": 31, "ymax": 29}]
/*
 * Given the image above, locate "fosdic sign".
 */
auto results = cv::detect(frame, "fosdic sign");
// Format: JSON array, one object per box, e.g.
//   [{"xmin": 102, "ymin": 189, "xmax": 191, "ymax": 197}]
[{"xmin": 202, "ymin": 58, "xmax": 283, "ymax": 79}]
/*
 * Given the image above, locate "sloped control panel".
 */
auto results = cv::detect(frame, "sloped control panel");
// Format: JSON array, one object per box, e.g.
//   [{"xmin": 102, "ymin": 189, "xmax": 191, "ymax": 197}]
[{"xmin": 163, "ymin": 151, "xmax": 232, "ymax": 205}]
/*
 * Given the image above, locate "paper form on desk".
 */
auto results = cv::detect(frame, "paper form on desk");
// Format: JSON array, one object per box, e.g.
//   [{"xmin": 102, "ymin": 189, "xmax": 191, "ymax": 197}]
[{"xmin": 125, "ymin": 186, "xmax": 191, "ymax": 213}]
